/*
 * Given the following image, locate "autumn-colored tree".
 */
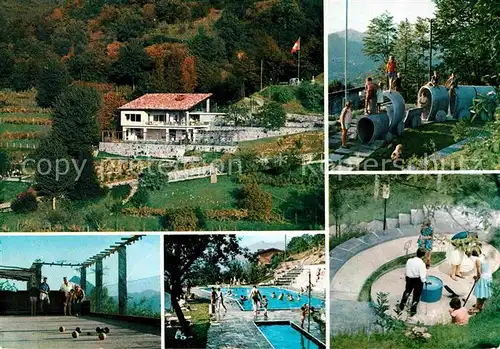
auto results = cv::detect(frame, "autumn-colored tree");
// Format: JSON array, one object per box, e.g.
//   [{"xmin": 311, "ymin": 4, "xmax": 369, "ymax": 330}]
[
  {"xmin": 107, "ymin": 41, "xmax": 121, "ymax": 59},
  {"xmin": 98, "ymin": 4, "xmax": 118, "ymax": 23},
  {"xmin": 145, "ymin": 43, "xmax": 168, "ymax": 90},
  {"xmin": 48, "ymin": 7, "xmax": 65, "ymax": 21},
  {"xmin": 142, "ymin": 3, "xmax": 156, "ymax": 21},
  {"xmin": 164, "ymin": 43, "xmax": 190, "ymax": 92},
  {"xmin": 98, "ymin": 91, "xmax": 126, "ymax": 131},
  {"xmin": 181, "ymin": 56, "xmax": 197, "ymax": 92}
]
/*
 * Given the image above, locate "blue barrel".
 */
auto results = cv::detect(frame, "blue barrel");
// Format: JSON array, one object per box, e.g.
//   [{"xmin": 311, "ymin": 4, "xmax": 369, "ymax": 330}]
[
  {"xmin": 450, "ymin": 85, "xmax": 497, "ymax": 119},
  {"xmin": 420, "ymin": 275, "xmax": 443, "ymax": 303},
  {"xmin": 418, "ymin": 85, "xmax": 449, "ymax": 121}
]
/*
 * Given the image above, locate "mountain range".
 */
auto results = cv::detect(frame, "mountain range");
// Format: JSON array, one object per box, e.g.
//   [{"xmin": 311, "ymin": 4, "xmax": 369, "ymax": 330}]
[{"xmin": 328, "ymin": 29, "xmax": 378, "ymax": 85}]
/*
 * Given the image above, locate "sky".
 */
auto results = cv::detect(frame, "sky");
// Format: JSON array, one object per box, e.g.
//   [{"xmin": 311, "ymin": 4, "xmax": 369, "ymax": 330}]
[
  {"xmin": 327, "ymin": 0, "xmax": 437, "ymax": 34},
  {"xmin": 0, "ymin": 235, "xmax": 160, "ymax": 292}
]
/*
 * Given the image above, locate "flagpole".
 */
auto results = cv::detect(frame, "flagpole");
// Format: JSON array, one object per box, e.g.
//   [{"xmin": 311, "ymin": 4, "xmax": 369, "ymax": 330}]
[
  {"xmin": 298, "ymin": 37, "xmax": 301, "ymax": 82},
  {"xmin": 344, "ymin": 0, "xmax": 348, "ymax": 105}
]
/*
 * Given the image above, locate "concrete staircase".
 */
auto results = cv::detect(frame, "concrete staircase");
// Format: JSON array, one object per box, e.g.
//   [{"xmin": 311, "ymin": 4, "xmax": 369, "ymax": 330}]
[{"xmin": 274, "ymin": 265, "xmax": 304, "ymax": 286}]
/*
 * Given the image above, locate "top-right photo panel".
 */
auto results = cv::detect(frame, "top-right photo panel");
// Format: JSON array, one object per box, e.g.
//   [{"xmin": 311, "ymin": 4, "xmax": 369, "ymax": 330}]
[{"xmin": 328, "ymin": 0, "xmax": 499, "ymax": 172}]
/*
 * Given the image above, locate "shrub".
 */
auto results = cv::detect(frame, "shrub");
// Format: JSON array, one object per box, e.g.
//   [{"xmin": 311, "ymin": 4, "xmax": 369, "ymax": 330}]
[
  {"xmin": 237, "ymin": 182, "xmax": 272, "ymax": 222},
  {"xmin": 160, "ymin": 207, "xmax": 206, "ymax": 231},
  {"xmin": 140, "ymin": 163, "xmax": 169, "ymax": 191},
  {"xmin": 130, "ymin": 187, "xmax": 150, "ymax": 208},
  {"xmin": 269, "ymin": 86, "xmax": 295, "ymax": 104},
  {"xmin": 296, "ymin": 81, "xmax": 324, "ymax": 112},
  {"xmin": 11, "ymin": 189, "xmax": 38, "ymax": 214},
  {"xmin": 110, "ymin": 184, "xmax": 132, "ymax": 201},
  {"xmin": 256, "ymin": 102, "xmax": 286, "ymax": 131}
]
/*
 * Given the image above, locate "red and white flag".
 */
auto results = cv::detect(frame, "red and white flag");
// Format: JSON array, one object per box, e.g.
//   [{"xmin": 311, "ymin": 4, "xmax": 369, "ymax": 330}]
[{"xmin": 291, "ymin": 39, "xmax": 300, "ymax": 54}]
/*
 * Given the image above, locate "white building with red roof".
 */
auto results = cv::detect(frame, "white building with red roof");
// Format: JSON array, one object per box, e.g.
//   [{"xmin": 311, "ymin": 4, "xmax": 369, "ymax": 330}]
[{"xmin": 117, "ymin": 93, "xmax": 222, "ymax": 143}]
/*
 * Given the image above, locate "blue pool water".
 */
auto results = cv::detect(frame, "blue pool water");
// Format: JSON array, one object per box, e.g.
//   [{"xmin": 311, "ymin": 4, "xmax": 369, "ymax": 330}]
[
  {"xmin": 203, "ymin": 287, "xmax": 324, "ymax": 310},
  {"xmin": 257, "ymin": 323, "xmax": 322, "ymax": 349}
]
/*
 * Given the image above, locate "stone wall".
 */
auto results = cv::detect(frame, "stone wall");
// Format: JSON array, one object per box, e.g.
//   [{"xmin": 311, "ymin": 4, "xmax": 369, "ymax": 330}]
[
  {"xmin": 99, "ymin": 142, "xmax": 237, "ymax": 159},
  {"xmin": 208, "ymin": 126, "xmax": 320, "ymax": 142}
]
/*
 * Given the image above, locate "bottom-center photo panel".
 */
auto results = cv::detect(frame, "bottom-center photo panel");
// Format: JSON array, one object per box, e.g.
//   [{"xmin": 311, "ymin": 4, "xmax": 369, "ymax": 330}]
[{"xmin": 164, "ymin": 232, "xmax": 327, "ymax": 349}]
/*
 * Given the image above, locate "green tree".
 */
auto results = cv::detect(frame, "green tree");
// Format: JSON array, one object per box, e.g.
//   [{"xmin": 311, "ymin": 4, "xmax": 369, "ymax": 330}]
[
  {"xmin": 130, "ymin": 187, "xmax": 150, "ymax": 208},
  {"xmin": 164, "ymin": 235, "xmax": 245, "ymax": 332},
  {"xmin": 109, "ymin": 41, "xmax": 152, "ymax": 90},
  {"xmin": 256, "ymin": 102, "xmax": 286, "ymax": 131},
  {"xmin": 363, "ymin": 12, "xmax": 396, "ymax": 64},
  {"xmin": 51, "ymin": 84, "xmax": 102, "ymax": 157},
  {"xmin": 140, "ymin": 163, "xmax": 169, "ymax": 191},
  {"xmin": 68, "ymin": 150, "xmax": 104, "ymax": 201},
  {"xmin": 237, "ymin": 182, "xmax": 272, "ymax": 222},
  {"xmin": 287, "ymin": 236, "xmax": 310, "ymax": 254},
  {"xmin": 0, "ymin": 151, "xmax": 11, "ymax": 177},
  {"xmin": 0, "ymin": 45, "xmax": 14, "ymax": 87},
  {"xmin": 36, "ymin": 59, "xmax": 72, "ymax": 108},
  {"xmin": 34, "ymin": 137, "xmax": 77, "ymax": 210},
  {"xmin": 223, "ymin": 105, "xmax": 249, "ymax": 126}
]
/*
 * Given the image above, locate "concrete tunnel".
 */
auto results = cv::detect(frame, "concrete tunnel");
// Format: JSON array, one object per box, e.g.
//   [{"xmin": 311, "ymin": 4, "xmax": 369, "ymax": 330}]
[{"xmin": 357, "ymin": 90, "xmax": 406, "ymax": 144}]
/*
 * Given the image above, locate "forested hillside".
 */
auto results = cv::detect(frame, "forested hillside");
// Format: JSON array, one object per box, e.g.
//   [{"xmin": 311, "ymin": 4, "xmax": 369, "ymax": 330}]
[{"xmin": 0, "ymin": 0, "xmax": 323, "ymax": 106}]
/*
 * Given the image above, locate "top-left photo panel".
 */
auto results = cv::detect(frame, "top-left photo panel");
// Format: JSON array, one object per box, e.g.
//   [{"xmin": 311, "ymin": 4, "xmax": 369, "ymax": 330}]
[{"xmin": 0, "ymin": 0, "xmax": 325, "ymax": 232}]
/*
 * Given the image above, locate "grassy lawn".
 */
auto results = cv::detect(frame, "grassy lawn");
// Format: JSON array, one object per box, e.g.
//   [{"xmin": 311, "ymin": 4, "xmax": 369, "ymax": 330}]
[
  {"xmin": 238, "ymin": 131, "xmax": 324, "ymax": 156},
  {"xmin": 0, "ymin": 124, "xmax": 50, "ymax": 134},
  {"xmin": 165, "ymin": 298, "xmax": 211, "ymax": 348},
  {"xmin": 358, "ymin": 252, "xmax": 447, "ymax": 302},
  {"xmin": 331, "ymin": 179, "xmax": 454, "ymax": 225},
  {"xmin": 0, "ymin": 181, "xmax": 30, "ymax": 203},
  {"xmin": 362, "ymin": 121, "xmax": 486, "ymax": 170}
]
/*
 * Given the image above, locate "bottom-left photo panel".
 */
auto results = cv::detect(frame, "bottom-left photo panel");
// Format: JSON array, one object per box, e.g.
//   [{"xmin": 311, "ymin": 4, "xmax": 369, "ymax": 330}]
[{"xmin": 0, "ymin": 234, "xmax": 162, "ymax": 349}]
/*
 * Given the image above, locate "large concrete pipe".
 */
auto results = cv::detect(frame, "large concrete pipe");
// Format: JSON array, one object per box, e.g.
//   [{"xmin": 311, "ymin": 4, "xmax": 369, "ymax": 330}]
[
  {"xmin": 357, "ymin": 91, "xmax": 406, "ymax": 144},
  {"xmin": 418, "ymin": 85, "xmax": 449, "ymax": 121},
  {"xmin": 450, "ymin": 85, "xmax": 497, "ymax": 119}
]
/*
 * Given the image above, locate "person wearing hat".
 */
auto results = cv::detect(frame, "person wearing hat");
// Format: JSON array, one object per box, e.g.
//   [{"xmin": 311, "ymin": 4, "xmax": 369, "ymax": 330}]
[
  {"xmin": 39, "ymin": 277, "xmax": 50, "ymax": 313},
  {"xmin": 448, "ymin": 231, "xmax": 478, "ymax": 281}
]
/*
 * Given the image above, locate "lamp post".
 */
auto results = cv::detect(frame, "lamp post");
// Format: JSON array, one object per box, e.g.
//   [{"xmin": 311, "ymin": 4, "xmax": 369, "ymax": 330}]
[
  {"xmin": 429, "ymin": 18, "xmax": 433, "ymax": 81},
  {"xmin": 382, "ymin": 184, "xmax": 390, "ymax": 230},
  {"xmin": 308, "ymin": 270, "xmax": 311, "ymax": 333}
]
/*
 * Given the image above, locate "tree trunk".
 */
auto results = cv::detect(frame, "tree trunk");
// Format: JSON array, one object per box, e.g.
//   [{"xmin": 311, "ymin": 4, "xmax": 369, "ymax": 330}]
[
  {"xmin": 52, "ymin": 197, "xmax": 56, "ymax": 210},
  {"xmin": 170, "ymin": 292, "xmax": 190, "ymax": 334}
]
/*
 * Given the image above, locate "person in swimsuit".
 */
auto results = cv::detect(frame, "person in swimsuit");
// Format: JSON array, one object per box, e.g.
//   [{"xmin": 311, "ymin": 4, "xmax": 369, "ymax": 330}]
[
  {"xmin": 365, "ymin": 78, "xmax": 376, "ymax": 114},
  {"xmin": 386, "ymin": 56, "xmax": 397, "ymax": 91},
  {"xmin": 249, "ymin": 286, "xmax": 262, "ymax": 316},
  {"xmin": 340, "ymin": 101, "xmax": 352, "ymax": 148}
]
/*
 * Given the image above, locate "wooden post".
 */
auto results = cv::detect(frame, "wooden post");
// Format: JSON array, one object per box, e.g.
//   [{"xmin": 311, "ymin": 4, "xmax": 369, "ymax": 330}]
[
  {"xmin": 80, "ymin": 266, "xmax": 87, "ymax": 293},
  {"xmin": 118, "ymin": 246, "xmax": 127, "ymax": 315},
  {"xmin": 96, "ymin": 259, "xmax": 103, "ymax": 312}
]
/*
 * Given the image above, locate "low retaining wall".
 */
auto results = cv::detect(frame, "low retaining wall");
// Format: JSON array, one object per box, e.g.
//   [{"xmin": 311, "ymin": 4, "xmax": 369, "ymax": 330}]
[{"xmin": 99, "ymin": 143, "xmax": 237, "ymax": 159}]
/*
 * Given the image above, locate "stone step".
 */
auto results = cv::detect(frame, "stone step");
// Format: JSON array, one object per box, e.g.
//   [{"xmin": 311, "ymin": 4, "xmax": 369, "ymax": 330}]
[
  {"xmin": 411, "ymin": 208, "xmax": 425, "ymax": 225},
  {"xmin": 398, "ymin": 213, "xmax": 411, "ymax": 227}
]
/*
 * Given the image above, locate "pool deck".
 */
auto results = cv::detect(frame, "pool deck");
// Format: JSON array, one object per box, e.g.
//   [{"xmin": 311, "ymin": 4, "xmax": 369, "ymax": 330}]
[
  {"xmin": 193, "ymin": 289, "xmax": 325, "ymax": 349},
  {"xmin": 0, "ymin": 315, "xmax": 161, "ymax": 348}
]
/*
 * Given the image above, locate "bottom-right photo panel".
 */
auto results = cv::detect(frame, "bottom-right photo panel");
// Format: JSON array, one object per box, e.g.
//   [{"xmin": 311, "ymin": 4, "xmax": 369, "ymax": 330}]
[
  {"xmin": 330, "ymin": 174, "xmax": 500, "ymax": 349},
  {"xmin": 164, "ymin": 232, "xmax": 327, "ymax": 349}
]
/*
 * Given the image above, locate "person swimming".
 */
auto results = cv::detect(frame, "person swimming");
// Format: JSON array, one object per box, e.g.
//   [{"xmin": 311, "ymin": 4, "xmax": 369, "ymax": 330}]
[
  {"xmin": 271, "ymin": 292, "xmax": 276, "ymax": 298},
  {"xmin": 287, "ymin": 294, "xmax": 294, "ymax": 301},
  {"xmin": 278, "ymin": 293, "xmax": 284, "ymax": 300},
  {"xmin": 240, "ymin": 295, "xmax": 247, "ymax": 302}
]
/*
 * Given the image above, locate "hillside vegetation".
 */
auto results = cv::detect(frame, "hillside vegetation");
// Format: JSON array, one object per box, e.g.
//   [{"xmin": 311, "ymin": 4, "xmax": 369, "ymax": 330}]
[{"xmin": 0, "ymin": 0, "xmax": 323, "ymax": 106}]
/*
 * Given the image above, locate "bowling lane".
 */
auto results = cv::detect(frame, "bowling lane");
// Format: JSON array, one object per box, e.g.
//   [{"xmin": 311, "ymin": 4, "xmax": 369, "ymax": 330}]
[{"xmin": 0, "ymin": 315, "xmax": 161, "ymax": 348}]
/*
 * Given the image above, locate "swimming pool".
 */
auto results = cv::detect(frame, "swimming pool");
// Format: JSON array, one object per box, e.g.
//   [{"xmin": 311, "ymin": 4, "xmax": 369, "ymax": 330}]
[
  {"xmin": 203, "ymin": 286, "xmax": 324, "ymax": 311},
  {"xmin": 256, "ymin": 321, "xmax": 325, "ymax": 349}
]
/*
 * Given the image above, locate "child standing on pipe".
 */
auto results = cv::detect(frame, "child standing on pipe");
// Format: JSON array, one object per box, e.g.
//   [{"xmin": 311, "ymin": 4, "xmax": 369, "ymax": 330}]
[
  {"xmin": 340, "ymin": 101, "xmax": 352, "ymax": 148},
  {"xmin": 386, "ymin": 56, "xmax": 398, "ymax": 91}
]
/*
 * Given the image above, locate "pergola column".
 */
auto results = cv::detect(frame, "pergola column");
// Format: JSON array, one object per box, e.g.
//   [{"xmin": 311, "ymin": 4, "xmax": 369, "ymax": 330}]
[
  {"xmin": 34, "ymin": 263, "xmax": 42, "ymax": 289},
  {"xmin": 118, "ymin": 246, "xmax": 127, "ymax": 315},
  {"xmin": 95, "ymin": 259, "xmax": 103, "ymax": 312},
  {"xmin": 80, "ymin": 266, "xmax": 87, "ymax": 293}
]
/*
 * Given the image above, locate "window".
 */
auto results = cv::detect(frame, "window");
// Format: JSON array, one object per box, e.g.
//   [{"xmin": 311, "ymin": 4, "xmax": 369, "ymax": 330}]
[
  {"xmin": 153, "ymin": 115, "xmax": 166, "ymax": 122},
  {"xmin": 125, "ymin": 114, "xmax": 141, "ymax": 122}
]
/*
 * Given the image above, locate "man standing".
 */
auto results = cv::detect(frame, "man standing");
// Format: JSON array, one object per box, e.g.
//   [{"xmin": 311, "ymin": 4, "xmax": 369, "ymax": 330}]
[
  {"xmin": 249, "ymin": 285, "xmax": 262, "ymax": 316},
  {"xmin": 364, "ymin": 77, "xmax": 377, "ymax": 114},
  {"xmin": 399, "ymin": 248, "xmax": 427, "ymax": 317},
  {"xmin": 39, "ymin": 277, "xmax": 50, "ymax": 313},
  {"xmin": 28, "ymin": 283, "xmax": 39, "ymax": 316},
  {"xmin": 60, "ymin": 277, "xmax": 74, "ymax": 316}
]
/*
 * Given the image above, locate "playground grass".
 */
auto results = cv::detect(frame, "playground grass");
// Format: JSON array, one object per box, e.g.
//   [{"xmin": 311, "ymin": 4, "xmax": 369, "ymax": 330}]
[
  {"xmin": 238, "ymin": 131, "xmax": 324, "ymax": 156},
  {"xmin": 0, "ymin": 112, "xmax": 51, "ymax": 119},
  {"xmin": 362, "ymin": 121, "xmax": 486, "ymax": 170}
]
